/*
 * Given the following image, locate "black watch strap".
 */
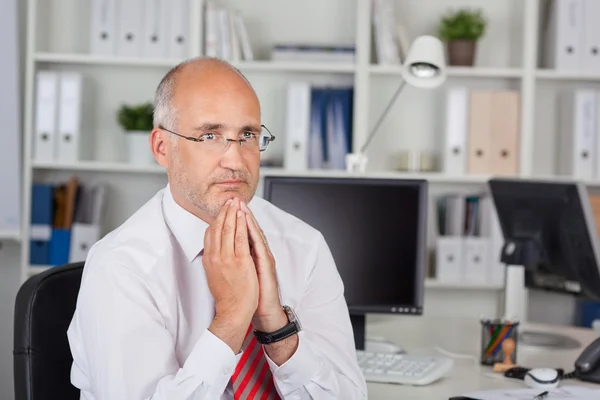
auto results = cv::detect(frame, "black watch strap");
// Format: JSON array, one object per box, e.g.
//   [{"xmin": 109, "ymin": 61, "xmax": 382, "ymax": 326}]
[{"xmin": 254, "ymin": 321, "xmax": 299, "ymax": 345}]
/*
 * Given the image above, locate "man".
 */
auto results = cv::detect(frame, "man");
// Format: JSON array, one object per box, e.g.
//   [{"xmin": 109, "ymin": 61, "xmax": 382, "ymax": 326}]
[{"xmin": 66, "ymin": 57, "xmax": 367, "ymax": 399}]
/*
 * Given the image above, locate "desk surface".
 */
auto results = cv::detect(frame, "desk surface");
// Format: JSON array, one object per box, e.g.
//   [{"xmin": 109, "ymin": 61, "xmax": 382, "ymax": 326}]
[{"xmin": 365, "ymin": 315, "xmax": 600, "ymax": 400}]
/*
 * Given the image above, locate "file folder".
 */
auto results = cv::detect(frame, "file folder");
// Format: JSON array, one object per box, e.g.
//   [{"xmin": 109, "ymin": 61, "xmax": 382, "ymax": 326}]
[
  {"xmin": 467, "ymin": 91, "xmax": 493, "ymax": 174},
  {"xmin": 30, "ymin": 184, "xmax": 54, "ymax": 265},
  {"xmin": 443, "ymin": 87, "xmax": 469, "ymax": 175},
  {"xmin": 167, "ymin": 0, "xmax": 189, "ymax": 59},
  {"xmin": 34, "ymin": 71, "xmax": 59, "ymax": 162},
  {"xmin": 141, "ymin": 0, "xmax": 168, "ymax": 58},
  {"xmin": 284, "ymin": 82, "xmax": 311, "ymax": 170},
  {"xmin": 115, "ymin": 0, "xmax": 144, "ymax": 57},
  {"xmin": 57, "ymin": 72, "xmax": 86, "ymax": 162},
  {"xmin": 90, "ymin": 0, "xmax": 117, "ymax": 55}
]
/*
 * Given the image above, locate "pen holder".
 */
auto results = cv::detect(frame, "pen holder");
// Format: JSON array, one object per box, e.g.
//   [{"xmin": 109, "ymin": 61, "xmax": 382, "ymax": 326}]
[{"xmin": 480, "ymin": 319, "xmax": 519, "ymax": 366}]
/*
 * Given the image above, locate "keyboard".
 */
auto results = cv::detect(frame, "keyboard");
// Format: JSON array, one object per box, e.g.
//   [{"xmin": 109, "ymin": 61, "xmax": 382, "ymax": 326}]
[{"xmin": 356, "ymin": 350, "xmax": 454, "ymax": 386}]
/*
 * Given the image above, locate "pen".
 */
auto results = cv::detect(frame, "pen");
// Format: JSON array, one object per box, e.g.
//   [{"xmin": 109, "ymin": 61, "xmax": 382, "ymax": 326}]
[{"xmin": 533, "ymin": 390, "xmax": 548, "ymax": 400}]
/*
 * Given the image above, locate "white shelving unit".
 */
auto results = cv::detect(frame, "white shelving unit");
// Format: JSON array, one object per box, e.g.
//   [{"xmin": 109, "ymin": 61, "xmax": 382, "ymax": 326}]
[{"xmin": 14, "ymin": 0, "xmax": 600, "ymax": 318}]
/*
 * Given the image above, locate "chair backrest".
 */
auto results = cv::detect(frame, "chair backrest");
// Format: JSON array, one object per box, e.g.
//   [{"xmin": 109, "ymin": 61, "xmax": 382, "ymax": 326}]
[{"xmin": 13, "ymin": 262, "xmax": 84, "ymax": 400}]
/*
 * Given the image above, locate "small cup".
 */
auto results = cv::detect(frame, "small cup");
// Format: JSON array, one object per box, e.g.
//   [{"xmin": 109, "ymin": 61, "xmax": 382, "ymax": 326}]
[{"xmin": 480, "ymin": 319, "xmax": 520, "ymax": 366}]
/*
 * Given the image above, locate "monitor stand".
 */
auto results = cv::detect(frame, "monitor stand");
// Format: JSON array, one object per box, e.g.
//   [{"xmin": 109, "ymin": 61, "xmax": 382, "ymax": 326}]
[
  {"xmin": 501, "ymin": 239, "xmax": 580, "ymax": 349},
  {"xmin": 351, "ymin": 313, "xmax": 405, "ymax": 353}
]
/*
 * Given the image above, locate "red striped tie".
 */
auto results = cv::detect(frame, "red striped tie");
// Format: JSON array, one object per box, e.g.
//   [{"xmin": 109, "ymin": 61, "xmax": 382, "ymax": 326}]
[{"xmin": 231, "ymin": 326, "xmax": 281, "ymax": 400}]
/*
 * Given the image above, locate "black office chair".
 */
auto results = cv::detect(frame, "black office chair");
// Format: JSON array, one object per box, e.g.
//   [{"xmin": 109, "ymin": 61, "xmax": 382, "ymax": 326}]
[{"xmin": 13, "ymin": 262, "xmax": 84, "ymax": 400}]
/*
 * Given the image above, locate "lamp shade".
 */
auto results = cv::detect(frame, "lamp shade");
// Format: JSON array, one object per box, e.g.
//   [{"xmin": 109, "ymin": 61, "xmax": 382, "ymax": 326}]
[{"xmin": 401, "ymin": 35, "xmax": 447, "ymax": 89}]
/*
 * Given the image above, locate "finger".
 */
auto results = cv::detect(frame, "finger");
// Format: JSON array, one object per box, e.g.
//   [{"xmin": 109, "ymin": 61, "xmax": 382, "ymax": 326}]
[
  {"xmin": 240, "ymin": 202, "xmax": 269, "ymax": 249},
  {"xmin": 204, "ymin": 226, "xmax": 212, "ymax": 256},
  {"xmin": 245, "ymin": 209, "xmax": 271, "ymax": 260},
  {"xmin": 235, "ymin": 210, "xmax": 250, "ymax": 258},
  {"xmin": 221, "ymin": 198, "xmax": 239, "ymax": 258},
  {"xmin": 211, "ymin": 199, "xmax": 232, "ymax": 252}
]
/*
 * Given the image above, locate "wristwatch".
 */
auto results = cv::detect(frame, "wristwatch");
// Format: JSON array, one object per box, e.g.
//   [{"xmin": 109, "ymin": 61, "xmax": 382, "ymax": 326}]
[{"xmin": 253, "ymin": 306, "xmax": 302, "ymax": 345}]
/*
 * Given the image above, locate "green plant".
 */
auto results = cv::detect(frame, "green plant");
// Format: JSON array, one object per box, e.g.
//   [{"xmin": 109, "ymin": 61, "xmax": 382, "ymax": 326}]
[
  {"xmin": 117, "ymin": 102, "xmax": 154, "ymax": 132},
  {"xmin": 438, "ymin": 8, "xmax": 487, "ymax": 42}
]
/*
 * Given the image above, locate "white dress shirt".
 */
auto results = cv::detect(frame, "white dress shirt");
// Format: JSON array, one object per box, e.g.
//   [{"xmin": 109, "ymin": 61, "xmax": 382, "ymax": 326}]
[{"xmin": 67, "ymin": 186, "xmax": 367, "ymax": 399}]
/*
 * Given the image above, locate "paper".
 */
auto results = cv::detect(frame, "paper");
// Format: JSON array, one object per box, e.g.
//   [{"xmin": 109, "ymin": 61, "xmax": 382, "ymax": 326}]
[{"xmin": 458, "ymin": 385, "xmax": 600, "ymax": 400}]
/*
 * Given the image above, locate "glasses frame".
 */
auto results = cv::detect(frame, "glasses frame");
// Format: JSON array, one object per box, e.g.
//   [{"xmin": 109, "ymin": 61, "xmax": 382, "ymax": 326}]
[{"xmin": 158, "ymin": 124, "xmax": 276, "ymax": 152}]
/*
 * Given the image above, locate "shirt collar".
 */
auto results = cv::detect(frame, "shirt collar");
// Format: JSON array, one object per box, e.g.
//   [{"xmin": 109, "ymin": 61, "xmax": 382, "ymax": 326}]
[{"xmin": 162, "ymin": 186, "xmax": 209, "ymax": 262}]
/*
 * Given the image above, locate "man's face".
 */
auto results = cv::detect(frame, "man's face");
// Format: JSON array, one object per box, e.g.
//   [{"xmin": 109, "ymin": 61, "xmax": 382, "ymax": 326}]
[{"xmin": 163, "ymin": 67, "xmax": 261, "ymax": 219}]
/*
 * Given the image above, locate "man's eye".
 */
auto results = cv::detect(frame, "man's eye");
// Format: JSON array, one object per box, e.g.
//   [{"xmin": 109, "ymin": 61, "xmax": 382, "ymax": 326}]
[
  {"xmin": 201, "ymin": 133, "xmax": 217, "ymax": 140},
  {"xmin": 242, "ymin": 132, "xmax": 257, "ymax": 140}
]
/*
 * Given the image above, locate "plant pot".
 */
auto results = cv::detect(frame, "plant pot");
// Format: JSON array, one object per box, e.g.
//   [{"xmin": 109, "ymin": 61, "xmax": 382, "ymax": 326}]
[
  {"xmin": 447, "ymin": 39, "xmax": 477, "ymax": 66},
  {"xmin": 124, "ymin": 130, "xmax": 154, "ymax": 165}
]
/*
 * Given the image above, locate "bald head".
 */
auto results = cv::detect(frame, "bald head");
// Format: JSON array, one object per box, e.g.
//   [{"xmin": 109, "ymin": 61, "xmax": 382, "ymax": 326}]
[{"xmin": 153, "ymin": 57, "xmax": 255, "ymax": 130}]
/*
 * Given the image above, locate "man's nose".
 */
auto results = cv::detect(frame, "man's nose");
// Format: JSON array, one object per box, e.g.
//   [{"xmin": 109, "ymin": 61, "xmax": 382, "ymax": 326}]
[{"xmin": 219, "ymin": 140, "xmax": 246, "ymax": 170}]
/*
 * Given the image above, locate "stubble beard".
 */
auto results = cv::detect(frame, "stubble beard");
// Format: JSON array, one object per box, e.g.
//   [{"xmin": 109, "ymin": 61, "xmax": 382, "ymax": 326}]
[{"xmin": 169, "ymin": 151, "xmax": 257, "ymax": 218}]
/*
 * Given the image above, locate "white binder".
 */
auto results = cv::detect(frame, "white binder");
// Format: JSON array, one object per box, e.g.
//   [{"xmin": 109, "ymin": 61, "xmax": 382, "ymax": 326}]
[
  {"xmin": 141, "ymin": 0, "xmax": 168, "ymax": 58},
  {"xmin": 57, "ymin": 72, "xmax": 87, "ymax": 162},
  {"xmin": 442, "ymin": 87, "xmax": 468, "ymax": 175},
  {"xmin": 167, "ymin": 0, "xmax": 189, "ymax": 59},
  {"xmin": 544, "ymin": 0, "xmax": 584, "ymax": 70},
  {"xmin": 284, "ymin": 82, "xmax": 311, "ymax": 170},
  {"xmin": 558, "ymin": 89, "xmax": 596, "ymax": 180},
  {"xmin": 115, "ymin": 0, "xmax": 144, "ymax": 57},
  {"xmin": 34, "ymin": 71, "xmax": 59, "ymax": 162},
  {"xmin": 463, "ymin": 237, "xmax": 489, "ymax": 283},
  {"xmin": 583, "ymin": 0, "xmax": 600, "ymax": 73},
  {"xmin": 90, "ymin": 0, "xmax": 117, "ymax": 55},
  {"xmin": 435, "ymin": 236, "xmax": 463, "ymax": 282},
  {"xmin": 69, "ymin": 223, "xmax": 101, "ymax": 262}
]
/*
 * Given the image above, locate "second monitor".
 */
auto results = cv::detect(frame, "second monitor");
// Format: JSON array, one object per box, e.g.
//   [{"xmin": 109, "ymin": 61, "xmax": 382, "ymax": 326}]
[{"xmin": 262, "ymin": 175, "xmax": 428, "ymax": 349}]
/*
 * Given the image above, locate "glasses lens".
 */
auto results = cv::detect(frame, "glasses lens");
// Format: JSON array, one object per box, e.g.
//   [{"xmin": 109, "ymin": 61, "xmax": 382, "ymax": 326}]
[{"xmin": 259, "ymin": 127, "xmax": 272, "ymax": 151}]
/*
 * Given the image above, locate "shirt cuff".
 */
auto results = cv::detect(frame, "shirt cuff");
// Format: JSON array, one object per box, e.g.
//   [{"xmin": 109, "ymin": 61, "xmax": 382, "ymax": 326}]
[
  {"xmin": 182, "ymin": 329, "xmax": 242, "ymax": 393},
  {"xmin": 264, "ymin": 333, "xmax": 320, "ymax": 395}
]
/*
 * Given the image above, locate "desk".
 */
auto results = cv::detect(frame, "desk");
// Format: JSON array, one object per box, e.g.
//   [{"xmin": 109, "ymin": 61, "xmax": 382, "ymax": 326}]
[{"xmin": 365, "ymin": 315, "xmax": 600, "ymax": 399}]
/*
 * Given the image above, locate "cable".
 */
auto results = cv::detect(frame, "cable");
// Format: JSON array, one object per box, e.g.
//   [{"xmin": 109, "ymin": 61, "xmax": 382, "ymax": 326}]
[
  {"xmin": 360, "ymin": 80, "xmax": 407, "ymax": 153},
  {"xmin": 409, "ymin": 345, "xmax": 479, "ymax": 364}
]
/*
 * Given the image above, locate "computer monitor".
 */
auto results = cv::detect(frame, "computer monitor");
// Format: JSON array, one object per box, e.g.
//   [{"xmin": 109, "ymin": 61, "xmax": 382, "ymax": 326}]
[
  {"xmin": 262, "ymin": 175, "xmax": 428, "ymax": 350},
  {"xmin": 488, "ymin": 178, "xmax": 600, "ymax": 301}
]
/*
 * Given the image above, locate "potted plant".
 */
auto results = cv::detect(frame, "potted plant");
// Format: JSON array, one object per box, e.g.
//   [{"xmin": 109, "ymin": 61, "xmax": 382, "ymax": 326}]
[
  {"xmin": 438, "ymin": 8, "xmax": 487, "ymax": 67},
  {"xmin": 117, "ymin": 102, "xmax": 155, "ymax": 164}
]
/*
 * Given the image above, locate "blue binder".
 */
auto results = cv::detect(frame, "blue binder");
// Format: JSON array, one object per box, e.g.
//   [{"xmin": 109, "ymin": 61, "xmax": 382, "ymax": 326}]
[{"xmin": 29, "ymin": 184, "xmax": 54, "ymax": 265}]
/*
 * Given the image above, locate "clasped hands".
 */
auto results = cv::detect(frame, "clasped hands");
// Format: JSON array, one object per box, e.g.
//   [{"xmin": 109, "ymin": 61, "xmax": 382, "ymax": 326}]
[{"xmin": 204, "ymin": 198, "xmax": 288, "ymax": 354}]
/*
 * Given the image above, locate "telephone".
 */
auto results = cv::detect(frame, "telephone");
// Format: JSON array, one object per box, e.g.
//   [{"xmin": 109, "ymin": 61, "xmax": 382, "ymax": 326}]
[{"xmin": 572, "ymin": 336, "xmax": 600, "ymax": 383}]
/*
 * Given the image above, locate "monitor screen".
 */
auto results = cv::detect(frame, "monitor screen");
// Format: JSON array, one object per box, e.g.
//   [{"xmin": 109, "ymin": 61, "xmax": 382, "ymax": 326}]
[
  {"xmin": 489, "ymin": 178, "xmax": 600, "ymax": 300},
  {"xmin": 262, "ymin": 176, "xmax": 427, "ymax": 315}
]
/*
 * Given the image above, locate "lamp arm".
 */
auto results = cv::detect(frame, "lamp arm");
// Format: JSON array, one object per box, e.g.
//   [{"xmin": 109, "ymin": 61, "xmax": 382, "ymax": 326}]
[{"xmin": 360, "ymin": 79, "xmax": 407, "ymax": 153}]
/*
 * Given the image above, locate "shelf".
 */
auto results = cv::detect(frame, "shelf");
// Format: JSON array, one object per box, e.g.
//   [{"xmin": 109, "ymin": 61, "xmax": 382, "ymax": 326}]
[
  {"xmin": 369, "ymin": 65, "xmax": 523, "ymax": 78},
  {"xmin": 536, "ymin": 69, "xmax": 600, "ymax": 81},
  {"xmin": 424, "ymin": 279, "xmax": 504, "ymax": 290},
  {"xmin": 33, "ymin": 160, "xmax": 167, "ymax": 174},
  {"xmin": 34, "ymin": 52, "xmax": 356, "ymax": 73},
  {"xmin": 32, "ymin": 161, "xmax": 494, "ymax": 184},
  {"xmin": 0, "ymin": 230, "xmax": 21, "ymax": 242}
]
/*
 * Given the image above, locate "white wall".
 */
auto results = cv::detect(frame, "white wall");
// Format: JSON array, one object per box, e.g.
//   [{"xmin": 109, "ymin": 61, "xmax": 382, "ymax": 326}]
[{"xmin": 0, "ymin": 0, "xmax": 28, "ymax": 398}]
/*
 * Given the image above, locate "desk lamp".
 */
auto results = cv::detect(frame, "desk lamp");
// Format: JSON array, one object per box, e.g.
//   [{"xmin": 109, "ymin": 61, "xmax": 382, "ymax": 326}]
[{"xmin": 346, "ymin": 35, "xmax": 448, "ymax": 173}]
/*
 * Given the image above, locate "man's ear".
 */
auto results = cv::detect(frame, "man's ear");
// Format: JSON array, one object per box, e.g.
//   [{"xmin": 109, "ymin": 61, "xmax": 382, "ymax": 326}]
[{"xmin": 150, "ymin": 127, "xmax": 169, "ymax": 167}]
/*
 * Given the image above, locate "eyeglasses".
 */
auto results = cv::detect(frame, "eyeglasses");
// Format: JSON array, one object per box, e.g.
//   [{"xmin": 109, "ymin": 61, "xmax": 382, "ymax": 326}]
[{"xmin": 159, "ymin": 124, "xmax": 276, "ymax": 153}]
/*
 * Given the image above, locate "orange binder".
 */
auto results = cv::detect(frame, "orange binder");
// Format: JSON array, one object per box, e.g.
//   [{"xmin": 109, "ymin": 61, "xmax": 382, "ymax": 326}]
[
  {"xmin": 490, "ymin": 91, "xmax": 520, "ymax": 175},
  {"xmin": 467, "ymin": 91, "xmax": 493, "ymax": 174}
]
